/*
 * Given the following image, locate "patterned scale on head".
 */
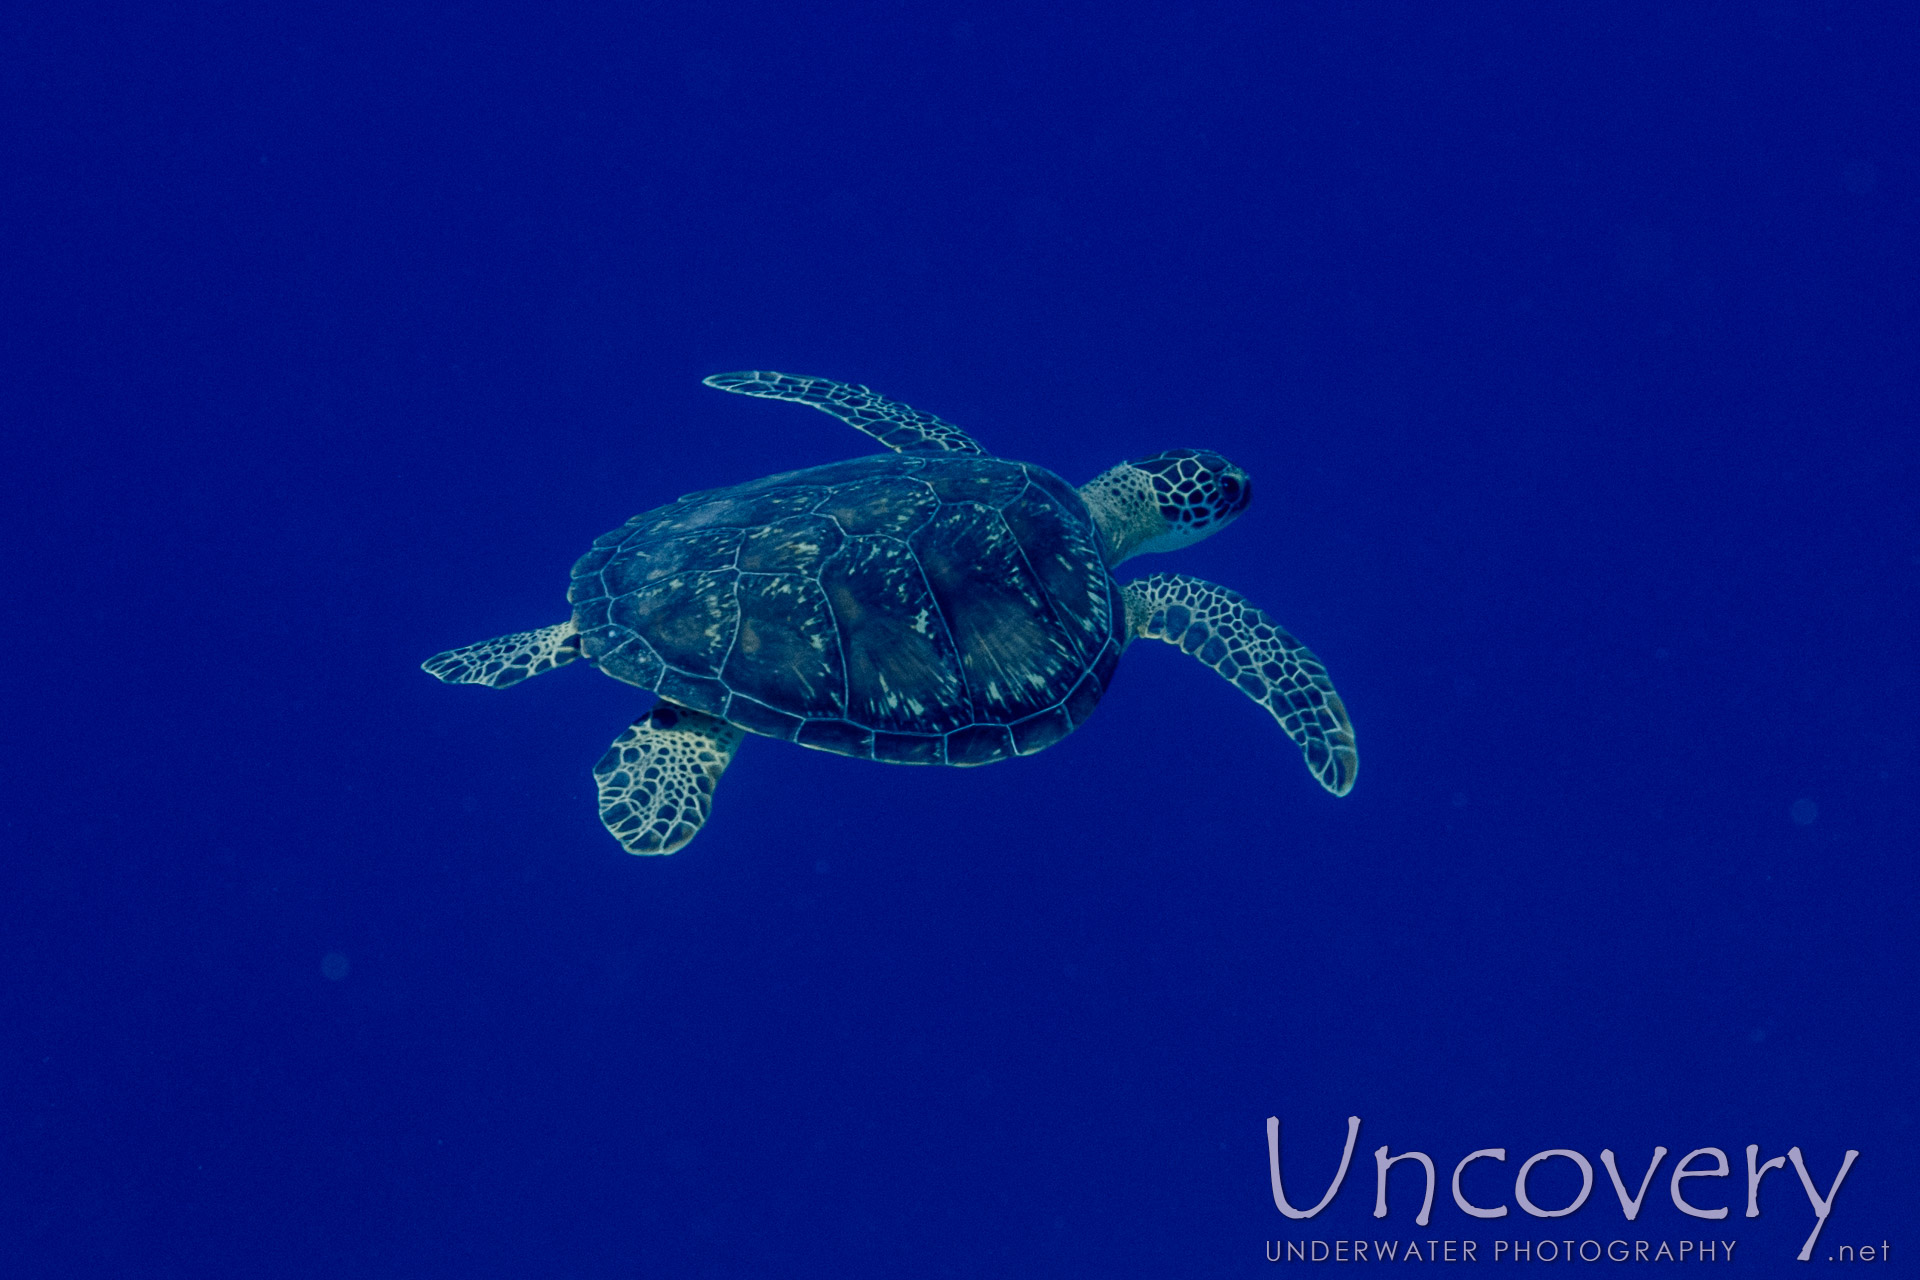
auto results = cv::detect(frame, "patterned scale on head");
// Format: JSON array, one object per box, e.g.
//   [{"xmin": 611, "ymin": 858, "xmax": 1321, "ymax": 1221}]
[{"xmin": 1133, "ymin": 448, "xmax": 1252, "ymax": 539}]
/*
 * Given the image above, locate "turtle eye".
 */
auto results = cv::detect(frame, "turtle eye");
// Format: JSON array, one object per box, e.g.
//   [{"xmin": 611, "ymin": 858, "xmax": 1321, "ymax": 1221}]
[{"xmin": 1220, "ymin": 475, "xmax": 1241, "ymax": 504}]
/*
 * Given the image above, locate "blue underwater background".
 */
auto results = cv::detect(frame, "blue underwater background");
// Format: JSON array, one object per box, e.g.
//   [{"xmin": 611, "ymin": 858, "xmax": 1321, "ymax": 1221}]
[{"xmin": 4, "ymin": 2, "xmax": 1916, "ymax": 1274}]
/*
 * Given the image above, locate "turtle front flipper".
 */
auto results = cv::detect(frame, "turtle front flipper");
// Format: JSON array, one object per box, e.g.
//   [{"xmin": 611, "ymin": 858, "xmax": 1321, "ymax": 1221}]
[
  {"xmin": 422, "ymin": 621, "xmax": 579, "ymax": 688},
  {"xmin": 702, "ymin": 371, "xmax": 986, "ymax": 456},
  {"xmin": 1123, "ymin": 574, "xmax": 1357, "ymax": 795},
  {"xmin": 593, "ymin": 703, "xmax": 745, "ymax": 855}
]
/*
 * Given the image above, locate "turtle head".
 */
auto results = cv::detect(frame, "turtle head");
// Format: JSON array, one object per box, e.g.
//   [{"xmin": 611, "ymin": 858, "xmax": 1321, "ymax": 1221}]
[{"xmin": 1079, "ymin": 448, "xmax": 1252, "ymax": 565}]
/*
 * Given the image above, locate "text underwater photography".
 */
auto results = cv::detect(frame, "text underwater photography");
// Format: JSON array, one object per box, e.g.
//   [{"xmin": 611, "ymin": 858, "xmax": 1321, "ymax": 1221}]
[{"xmin": 1263, "ymin": 1118, "xmax": 1882, "ymax": 1265}]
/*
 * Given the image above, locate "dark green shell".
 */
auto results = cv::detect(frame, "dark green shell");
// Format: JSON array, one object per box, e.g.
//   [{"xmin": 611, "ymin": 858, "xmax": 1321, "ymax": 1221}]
[{"xmin": 567, "ymin": 454, "xmax": 1125, "ymax": 766}]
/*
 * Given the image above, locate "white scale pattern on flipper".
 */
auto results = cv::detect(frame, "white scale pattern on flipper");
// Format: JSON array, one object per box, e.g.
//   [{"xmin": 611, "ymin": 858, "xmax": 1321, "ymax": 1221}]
[
  {"xmin": 421, "ymin": 621, "xmax": 579, "ymax": 688},
  {"xmin": 703, "ymin": 371, "xmax": 986, "ymax": 456},
  {"xmin": 1123, "ymin": 574, "xmax": 1357, "ymax": 795},
  {"xmin": 594, "ymin": 704, "xmax": 746, "ymax": 855}
]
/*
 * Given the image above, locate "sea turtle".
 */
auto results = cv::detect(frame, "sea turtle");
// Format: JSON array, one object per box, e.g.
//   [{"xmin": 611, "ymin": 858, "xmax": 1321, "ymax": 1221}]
[{"xmin": 424, "ymin": 372, "xmax": 1356, "ymax": 855}]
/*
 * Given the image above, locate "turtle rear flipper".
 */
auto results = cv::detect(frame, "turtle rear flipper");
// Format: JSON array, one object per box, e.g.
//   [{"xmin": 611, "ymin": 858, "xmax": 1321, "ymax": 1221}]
[
  {"xmin": 422, "ymin": 621, "xmax": 580, "ymax": 688},
  {"xmin": 594, "ymin": 703, "xmax": 745, "ymax": 855},
  {"xmin": 1123, "ymin": 574, "xmax": 1357, "ymax": 796}
]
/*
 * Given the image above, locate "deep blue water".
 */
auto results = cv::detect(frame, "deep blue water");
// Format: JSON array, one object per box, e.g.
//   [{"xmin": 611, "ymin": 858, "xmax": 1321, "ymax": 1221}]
[{"xmin": 4, "ymin": 3, "xmax": 1915, "ymax": 1274}]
